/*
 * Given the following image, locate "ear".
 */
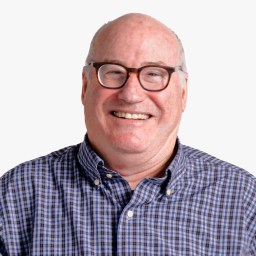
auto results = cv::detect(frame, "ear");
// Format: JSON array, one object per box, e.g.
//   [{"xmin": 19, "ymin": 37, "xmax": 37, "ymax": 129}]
[
  {"xmin": 181, "ymin": 78, "xmax": 188, "ymax": 112},
  {"xmin": 81, "ymin": 69, "xmax": 88, "ymax": 105}
]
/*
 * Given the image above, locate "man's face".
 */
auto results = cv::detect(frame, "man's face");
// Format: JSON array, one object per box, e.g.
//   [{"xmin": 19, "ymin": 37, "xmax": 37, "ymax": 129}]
[{"xmin": 81, "ymin": 18, "xmax": 187, "ymax": 160}]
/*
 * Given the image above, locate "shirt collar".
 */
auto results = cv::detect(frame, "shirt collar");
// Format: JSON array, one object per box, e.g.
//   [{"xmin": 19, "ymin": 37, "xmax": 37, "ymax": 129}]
[
  {"xmin": 77, "ymin": 135, "xmax": 104, "ymax": 182},
  {"xmin": 77, "ymin": 135, "xmax": 187, "ymax": 188},
  {"xmin": 165, "ymin": 138, "xmax": 187, "ymax": 189}
]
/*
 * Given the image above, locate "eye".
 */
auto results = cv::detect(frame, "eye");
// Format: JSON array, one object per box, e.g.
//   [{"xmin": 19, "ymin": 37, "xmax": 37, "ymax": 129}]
[
  {"xmin": 106, "ymin": 70, "xmax": 124, "ymax": 75},
  {"xmin": 141, "ymin": 68, "xmax": 166, "ymax": 82},
  {"xmin": 101, "ymin": 64, "xmax": 126, "ymax": 78},
  {"xmin": 146, "ymin": 71, "xmax": 162, "ymax": 77}
]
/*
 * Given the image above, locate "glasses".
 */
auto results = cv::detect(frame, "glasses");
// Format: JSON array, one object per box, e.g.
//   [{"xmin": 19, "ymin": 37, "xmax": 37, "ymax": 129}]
[{"xmin": 87, "ymin": 62, "xmax": 182, "ymax": 92}]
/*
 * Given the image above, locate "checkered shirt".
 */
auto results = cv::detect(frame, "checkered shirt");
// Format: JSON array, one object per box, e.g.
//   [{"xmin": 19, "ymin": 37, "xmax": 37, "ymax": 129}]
[{"xmin": 1, "ymin": 137, "xmax": 256, "ymax": 255}]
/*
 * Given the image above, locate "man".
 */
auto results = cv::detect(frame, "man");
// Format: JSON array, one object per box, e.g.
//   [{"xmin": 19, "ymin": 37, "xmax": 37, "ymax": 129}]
[{"xmin": 0, "ymin": 13, "xmax": 255, "ymax": 255}]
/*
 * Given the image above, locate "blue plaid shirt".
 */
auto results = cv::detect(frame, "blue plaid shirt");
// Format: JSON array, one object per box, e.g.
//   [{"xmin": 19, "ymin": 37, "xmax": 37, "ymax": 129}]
[{"xmin": 1, "ymin": 136, "xmax": 256, "ymax": 255}]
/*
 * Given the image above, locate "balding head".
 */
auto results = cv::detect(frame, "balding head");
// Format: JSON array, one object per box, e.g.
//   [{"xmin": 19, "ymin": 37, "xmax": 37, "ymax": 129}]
[{"xmin": 85, "ymin": 13, "xmax": 187, "ymax": 76}]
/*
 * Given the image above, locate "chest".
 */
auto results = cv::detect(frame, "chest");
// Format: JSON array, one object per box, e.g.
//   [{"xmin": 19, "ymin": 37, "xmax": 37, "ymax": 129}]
[{"xmin": 27, "ymin": 184, "xmax": 248, "ymax": 255}]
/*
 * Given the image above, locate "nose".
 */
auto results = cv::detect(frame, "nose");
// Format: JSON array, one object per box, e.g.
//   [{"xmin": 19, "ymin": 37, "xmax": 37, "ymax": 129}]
[{"xmin": 117, "ymin": 73, "xmax": 146, "ymax": 103}]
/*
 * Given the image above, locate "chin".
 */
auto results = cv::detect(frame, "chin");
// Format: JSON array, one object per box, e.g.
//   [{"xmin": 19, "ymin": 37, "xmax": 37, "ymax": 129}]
[{"xmin": 109, "ymin": 134, "xmax": 149, "ymax": 153}]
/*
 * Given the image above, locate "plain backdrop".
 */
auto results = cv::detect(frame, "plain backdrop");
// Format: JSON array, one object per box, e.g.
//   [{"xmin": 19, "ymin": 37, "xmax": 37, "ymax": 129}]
[{"xmin": 0, "ymin": 0, "xmax": 255, "ymax": 176}]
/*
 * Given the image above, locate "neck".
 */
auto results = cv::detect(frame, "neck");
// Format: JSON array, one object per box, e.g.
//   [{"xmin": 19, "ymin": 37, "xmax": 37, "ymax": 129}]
[
  {"xmin": 112, "ymin": 155, "xmax": 173, "ymax": 190},
  {"xmin": 98, "ymin": 139, "xmax": 177, "ymax": 190}
]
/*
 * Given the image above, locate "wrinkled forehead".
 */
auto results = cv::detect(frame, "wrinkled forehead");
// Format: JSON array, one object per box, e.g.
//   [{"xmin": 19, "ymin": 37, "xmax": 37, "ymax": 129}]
[{"xmin": 88, "ymin": 14, "xmax": 181, "ymax": 65}]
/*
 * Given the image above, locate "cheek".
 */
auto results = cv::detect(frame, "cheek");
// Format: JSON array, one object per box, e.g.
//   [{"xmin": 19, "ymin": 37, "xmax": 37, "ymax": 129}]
[
  {"xmin": 157, "ymin": 85, "xmax": 184, "ymax": 122},
  {"xmin": 83, "ymin": 85, "xmax": 100, "ymax": 126},
  {"xmin": 83, "ymin": 85, "xmax": 115, "ymax": 122}
]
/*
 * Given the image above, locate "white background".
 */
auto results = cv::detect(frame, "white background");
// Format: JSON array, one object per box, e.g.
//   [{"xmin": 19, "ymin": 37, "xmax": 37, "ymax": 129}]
[{"xmin": 0, "ymin": 0, "xmax": 255, "ymax": 176}]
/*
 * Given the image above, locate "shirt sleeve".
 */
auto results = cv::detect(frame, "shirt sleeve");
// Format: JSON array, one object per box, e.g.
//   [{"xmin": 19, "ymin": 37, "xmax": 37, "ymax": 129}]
[
  {"xmin": 0, "ymin": 173, "xmax": 9, "ymax": 256},
  {"xmin": 0, "ymin": 201, "xmax": 8, "ymax": 256},
  {"xmin": 244, "ymin": 174, "xmax": 256, "ymax": 254}
]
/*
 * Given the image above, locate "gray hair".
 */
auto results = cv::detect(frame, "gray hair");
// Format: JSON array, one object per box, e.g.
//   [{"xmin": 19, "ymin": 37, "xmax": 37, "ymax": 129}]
[{"xmin": 171, "ymin": 30, "xmax": 188, "ymax": 86}]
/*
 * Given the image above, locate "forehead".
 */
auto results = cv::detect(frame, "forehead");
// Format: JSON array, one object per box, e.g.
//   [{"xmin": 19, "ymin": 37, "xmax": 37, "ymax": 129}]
[{"xmin": 90, "ymin": 15, "xmax": 180, "ymax": 66}]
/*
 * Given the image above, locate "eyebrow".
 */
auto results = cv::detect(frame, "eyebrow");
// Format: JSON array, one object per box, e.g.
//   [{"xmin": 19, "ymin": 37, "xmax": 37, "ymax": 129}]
[
  {"xmin": 100, "ymin": 59, "xmax": 169, "ymax": 67},
  {"xmin": 141, "ymin": 61, "xmax": 168, "ymax": 66}
]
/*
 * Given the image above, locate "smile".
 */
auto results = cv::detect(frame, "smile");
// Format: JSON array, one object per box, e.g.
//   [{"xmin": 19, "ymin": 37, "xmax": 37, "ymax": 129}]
[{"xmin": 113, "ymin": 111, "xmax": 150, "ymax": 120}]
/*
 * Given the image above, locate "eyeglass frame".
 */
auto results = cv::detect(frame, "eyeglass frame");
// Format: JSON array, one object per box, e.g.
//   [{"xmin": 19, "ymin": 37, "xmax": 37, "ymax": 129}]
[{"xmin": 85, "ymin": 62, "xmax": 183, "ymax": 92}]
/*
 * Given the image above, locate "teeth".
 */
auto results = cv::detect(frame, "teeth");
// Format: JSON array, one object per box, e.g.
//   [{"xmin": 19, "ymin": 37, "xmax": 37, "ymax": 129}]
[{"xmin": 113, "ymin": 112, "xmax": 150, "ymax": 120}]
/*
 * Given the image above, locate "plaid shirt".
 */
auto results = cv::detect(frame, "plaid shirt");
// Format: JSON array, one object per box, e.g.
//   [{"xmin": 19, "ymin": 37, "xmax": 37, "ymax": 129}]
[{"xmin": 1, "ymin": 137, "xmax": 256, "ymax": 255}]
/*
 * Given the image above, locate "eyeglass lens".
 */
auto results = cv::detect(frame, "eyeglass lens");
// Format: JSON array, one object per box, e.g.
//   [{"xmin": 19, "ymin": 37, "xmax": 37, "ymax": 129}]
[{"xmin": 98, "ymin": 64, "xmax": 170, "ymax": 91}]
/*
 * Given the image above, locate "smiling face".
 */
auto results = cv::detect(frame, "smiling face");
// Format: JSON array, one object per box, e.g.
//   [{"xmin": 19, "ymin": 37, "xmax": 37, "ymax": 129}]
[{"xmin": 81, "ymin": 14, "xmax": 187, "ymax": 164}]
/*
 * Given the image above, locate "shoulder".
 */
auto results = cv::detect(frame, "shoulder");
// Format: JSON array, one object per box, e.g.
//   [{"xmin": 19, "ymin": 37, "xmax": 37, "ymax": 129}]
[
  {"xmin": 0, "ymin": 144, "xmax": 81, "ymax": 196},
  {"xmin": 181, "ymin": 144, "xmax": 256, "ymax": 207},
  {"xmin": 181, "ymin": 144, "xmax": 256, "ymax": 248},
  {"xmin": 182, "ymin": 144, "xmax": 256, "ymax": 184},
  {"xmin": 182, "ymin": 144, "xmax": 256, "ymax": 218}
]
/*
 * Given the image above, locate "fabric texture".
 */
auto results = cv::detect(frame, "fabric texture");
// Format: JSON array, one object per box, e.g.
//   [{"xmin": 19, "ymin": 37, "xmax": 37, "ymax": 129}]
[{"xmin": 1, "ymin": 136, "xmax": 256, "ymax": 255}]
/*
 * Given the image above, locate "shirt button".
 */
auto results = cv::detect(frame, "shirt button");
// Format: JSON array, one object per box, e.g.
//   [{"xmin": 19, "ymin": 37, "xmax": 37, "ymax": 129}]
[
  {"xmin": 94, "ymin": 179, "xmax": 100, "ymax": 186},
  {"xmin": 166, "ymin": 189, "xmax": 172, "ymax": 196},
  {"xmin": 127, "ymin": 210, "xmax": 134, "ymax": 218},
  {"xmin": 106, "ymin": 173, "xmax": 113, "ymax": 178}
]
